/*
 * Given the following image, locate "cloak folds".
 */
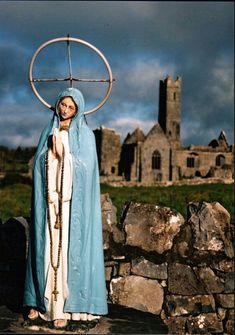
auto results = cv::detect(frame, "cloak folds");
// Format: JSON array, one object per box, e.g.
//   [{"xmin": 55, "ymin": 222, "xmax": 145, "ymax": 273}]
[{"xmin": 23, "ymin": 88, "xmax": 108, "ymax": 315}]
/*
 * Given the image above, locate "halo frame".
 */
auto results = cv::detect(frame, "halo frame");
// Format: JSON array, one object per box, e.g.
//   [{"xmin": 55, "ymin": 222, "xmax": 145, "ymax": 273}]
[{"xmin": 29, "ymin": 37, "xmax": 114, "ymax": 115}]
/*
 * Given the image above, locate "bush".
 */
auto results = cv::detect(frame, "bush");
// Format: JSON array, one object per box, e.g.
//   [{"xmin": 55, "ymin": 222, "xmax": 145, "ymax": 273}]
[{"xmin": 0, "ymin": 173, "xmax": 32, "ymax": 187}]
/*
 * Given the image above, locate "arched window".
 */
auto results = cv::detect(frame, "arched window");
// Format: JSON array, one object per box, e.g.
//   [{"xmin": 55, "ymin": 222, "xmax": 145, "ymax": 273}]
[
  {"xmin": 216, "ymin": 155, "xmax": 225, "ymax": 167},
  {"xmin": 187, "ymin": 152, "xmax": 199, "ymax": 168},
  {"xmin": 152, "ymin": 150, "xmax": 161, "ymax": 170},
  {"xmin": 187, "ymin": 157, "xmax": 195, "ymax": 168}
]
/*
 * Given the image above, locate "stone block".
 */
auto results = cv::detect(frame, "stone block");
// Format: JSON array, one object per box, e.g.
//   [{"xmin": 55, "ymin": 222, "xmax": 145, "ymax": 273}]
[
  {"xmin": 211, "ymin": 259, "xmax": 234, "ymax": 272},
  {"xmin": 186, "ymin": 313, "xmax": 223, "ymax": 334},
  {"xmin": 168, "ymin": 263, "xmax": 206, "ymax": 295},
  {"xmin": 194, "ymin": 266, "xmax": 224, "ymax": 293},
  {"xmin": 101, "ymin": 193, "xmax": 125, "ymax": 250},
  {"xmin": 163, "ymin": 316, "xmax": 187, "ymax": 335},
  {"xmin": 131, "ymin": 257, "xmax": 167, "ymax": 280},
  {"xmin": 225, "ymin": 309, "xmax": 234, "ymax": 335},
  {"xmin": 225, "ymin": 319, "xmax": 234, "ymax": 335},
  {"xmin": 217, "ymin": 308, "xmax": 227, "ymax": 320},
  {"xmin": 215, "ymin": 294, "xmax": 234, "ymax": 308},
  {"xmin": 224, "ymin": 272, "xmax": 235, "ymax": 293},
  {"xmin": 165, "ymin": 295, "xmax": 215, "ymax": 317},
  {"xmin": 110, "ymin": 275, "xmax": 164, "ymax": 315},
  {"xmin": 187, "ymin": 202, "xmax": 234, "ymax": 258},
  {"xmin": 123, "ymin": 202, "xmax": 184, "ymax": 253},
  {"xmin": 118, "ymin": 262, "xmax": 131, "ymax": 277}
]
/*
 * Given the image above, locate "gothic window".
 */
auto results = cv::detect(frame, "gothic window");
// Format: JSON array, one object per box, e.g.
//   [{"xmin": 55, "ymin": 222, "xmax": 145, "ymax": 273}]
[
  {"xmin": 187, "ymin": 157, "xmax": 195, "ymax": 168},
  {"xmin": 152, "ymin": 150, "xmax": 161, "ymax": 170},
  {"xmin": 187, "ymin": 152, "xmax": 199, "ymax": 168},
  {"xmin": 111, "ymin": 166, "xmax": 115, "ymax": 174},
  {"xmin": 216, "ymin": 155, "xmax": 225, "ymax": 167}
]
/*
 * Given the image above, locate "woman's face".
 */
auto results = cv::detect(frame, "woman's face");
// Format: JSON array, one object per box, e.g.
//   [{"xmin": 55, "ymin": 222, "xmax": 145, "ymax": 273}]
[{"xmin": 58, "ymin": 97, "xmax": 77, "ymax": 120}]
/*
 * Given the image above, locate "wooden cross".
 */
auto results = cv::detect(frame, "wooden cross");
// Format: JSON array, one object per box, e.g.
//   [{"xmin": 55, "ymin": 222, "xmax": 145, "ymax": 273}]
[{"xmin": 52, "ymin": 289, "xmax": 59, "ymax": 301}]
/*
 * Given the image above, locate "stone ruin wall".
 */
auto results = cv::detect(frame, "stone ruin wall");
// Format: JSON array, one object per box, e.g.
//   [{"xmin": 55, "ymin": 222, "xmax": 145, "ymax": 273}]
[
  {"xmin": 141, "ymin": 125, "xmax": 171, "ymax": 183},
  {"xmin": 0, "ymin": 197, "xmax": 234, "ymax": 334},
  {"xmin": 174, "ymin": 149, "xmax": 234, "ymax": 180},
  {"xmin": 94, "ymin": 127, "xmax": 121, "ymax": 177},
  {"xmin": 96, "ymin": 129, "xmax": 234, "ymax": 185}
]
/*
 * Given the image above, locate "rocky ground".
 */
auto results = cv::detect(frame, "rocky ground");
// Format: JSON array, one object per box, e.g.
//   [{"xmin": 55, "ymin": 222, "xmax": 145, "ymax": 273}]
[{"xmin": 0, "ymin": 304, "xmax": 168, "ymax": 334}]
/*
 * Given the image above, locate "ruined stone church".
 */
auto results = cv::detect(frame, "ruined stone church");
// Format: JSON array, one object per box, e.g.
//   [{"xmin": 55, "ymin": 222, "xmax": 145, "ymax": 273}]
[{"xmin": 93, "ymin": 75, "xmax": 234, "ymax": 184}]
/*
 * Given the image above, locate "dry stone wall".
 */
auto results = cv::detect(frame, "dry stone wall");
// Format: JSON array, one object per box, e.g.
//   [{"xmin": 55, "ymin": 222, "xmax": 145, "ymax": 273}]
[
  {"xmin": 102, "ymin": 194, "xmax": 234, "ymax": 334},
  {"xmin": 0, "ymin": 195, "xmax": 234, "ymax": 334}
]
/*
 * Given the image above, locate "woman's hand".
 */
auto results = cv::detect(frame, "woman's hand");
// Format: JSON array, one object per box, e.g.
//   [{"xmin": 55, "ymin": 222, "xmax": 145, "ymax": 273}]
[{"xmin": 52, "ymin": 128, "xmax": 64, "ymax": 160}]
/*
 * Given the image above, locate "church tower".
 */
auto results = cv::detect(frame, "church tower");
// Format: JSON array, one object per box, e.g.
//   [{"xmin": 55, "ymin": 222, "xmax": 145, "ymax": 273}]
[{"xmin": 158, "ymin": 75, "xmax": 181, "ymax": 148}]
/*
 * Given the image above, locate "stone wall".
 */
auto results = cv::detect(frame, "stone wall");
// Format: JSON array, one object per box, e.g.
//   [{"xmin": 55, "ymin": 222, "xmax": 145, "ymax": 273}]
[
  {"xmin": 0, "ymin": 196, "xmax": 234, "ymax": 334},
  {"xmin": 100, "ymin": 176, "xmax": 234, "ymax": 188},
  {"xmin": 174, "ymin": 149, "xmax": 233, "ymax": 179},
  {"xmin": 102, "ymin": 195, "xmax": 234, "ymax": 334}
]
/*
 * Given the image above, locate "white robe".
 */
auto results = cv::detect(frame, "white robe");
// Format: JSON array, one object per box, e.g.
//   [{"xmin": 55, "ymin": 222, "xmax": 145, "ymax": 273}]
[{"xmin": 40, "ymin": 129, "xmax": 100, "ymax": 322}]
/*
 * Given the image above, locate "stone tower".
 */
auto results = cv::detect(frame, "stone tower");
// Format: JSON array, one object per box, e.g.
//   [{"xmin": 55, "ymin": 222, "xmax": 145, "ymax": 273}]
[{"xmin": 158, "ymin": 75, "xmax": 181, "ymax": 148}]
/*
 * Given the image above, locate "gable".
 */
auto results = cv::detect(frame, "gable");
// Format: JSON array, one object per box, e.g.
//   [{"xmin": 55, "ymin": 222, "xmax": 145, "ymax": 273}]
[{"xmin": 143, "ymin": 123, "xmax": 170, "ymax": 147}]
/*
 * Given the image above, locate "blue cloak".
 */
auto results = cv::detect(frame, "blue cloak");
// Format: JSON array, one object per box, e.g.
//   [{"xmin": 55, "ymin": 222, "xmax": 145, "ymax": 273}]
[{"xmin": 23, "ymin": 88, "xmax": 108, "ymax": 315}]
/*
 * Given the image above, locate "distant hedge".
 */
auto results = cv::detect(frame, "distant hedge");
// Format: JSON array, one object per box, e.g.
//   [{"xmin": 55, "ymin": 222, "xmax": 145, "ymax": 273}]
[{"xmin": 0, "ymin": 173, "xmax": 32, "ymax": 187}]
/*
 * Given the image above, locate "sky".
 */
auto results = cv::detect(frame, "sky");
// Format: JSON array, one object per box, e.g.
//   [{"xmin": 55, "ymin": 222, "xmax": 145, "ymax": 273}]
[{"xmin": 0, "ymin": 1, "xmax": 234, "ymax": 148}]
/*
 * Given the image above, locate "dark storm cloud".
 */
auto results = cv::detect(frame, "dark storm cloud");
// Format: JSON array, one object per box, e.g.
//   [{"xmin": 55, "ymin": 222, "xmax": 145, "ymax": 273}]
[
  {"xmin": 0, "ymin": 103, "xmax": 51, "ymax": 147},
  {"xmin": 0, "ymin": 1, "xmax": 233, "ymax": 147},
  {"xmin": 0, "ymin": 44, "xmax": 30, "ymax": 102}
]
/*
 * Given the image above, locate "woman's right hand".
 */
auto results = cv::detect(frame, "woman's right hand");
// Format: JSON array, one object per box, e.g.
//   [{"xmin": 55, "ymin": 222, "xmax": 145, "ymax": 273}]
[{"xmin": 52, "ymin": 128, "xmax": 64, "ymax": 160}]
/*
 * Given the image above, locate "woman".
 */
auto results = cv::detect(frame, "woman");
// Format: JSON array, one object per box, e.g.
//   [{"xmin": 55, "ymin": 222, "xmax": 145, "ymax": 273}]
[{"xmin": 23, "ymin": 87, "xmax": 108, "ymax": 329}]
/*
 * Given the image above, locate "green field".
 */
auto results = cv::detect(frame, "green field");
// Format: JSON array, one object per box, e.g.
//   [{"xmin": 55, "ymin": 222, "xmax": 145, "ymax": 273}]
[
  {"xmin": 0, "ymin": 183, "xmax": 32, "ymax": 223},
  {"xmin": 101, "ymin": 183, "xmax": 234, "ymax": 223},
  {"xmin": 0, "ymin": 182, "xmax": 234, "ymax": 224}
]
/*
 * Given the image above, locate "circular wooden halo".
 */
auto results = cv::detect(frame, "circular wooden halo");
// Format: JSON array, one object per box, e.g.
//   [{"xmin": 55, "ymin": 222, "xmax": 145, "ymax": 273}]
[{"xmin": 29, "ymin": 37, "xmax": 113, "ymax": 115}]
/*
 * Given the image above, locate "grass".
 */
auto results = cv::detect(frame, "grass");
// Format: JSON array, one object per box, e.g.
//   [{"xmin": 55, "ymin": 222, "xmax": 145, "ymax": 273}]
[
  {"xmin": 0, "ymin": 182, "xmax": 234, "ymax": 224},
  {"xmin": 100, "ymin": 183, "xmax": 234, "ymax": 223},
  {"xmin": 0, "ymin": 184, "xmax": 32, "ymax": 223}
]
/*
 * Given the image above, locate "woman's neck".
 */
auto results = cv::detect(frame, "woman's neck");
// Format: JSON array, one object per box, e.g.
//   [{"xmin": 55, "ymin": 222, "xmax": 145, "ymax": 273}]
[
  {"xmin": 59, "ymin": 118, "xmax": 72, "ymax": 131},
  {"xmin": 60, "ymin": 118, "xmax": 72, "ymax": 127}
]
